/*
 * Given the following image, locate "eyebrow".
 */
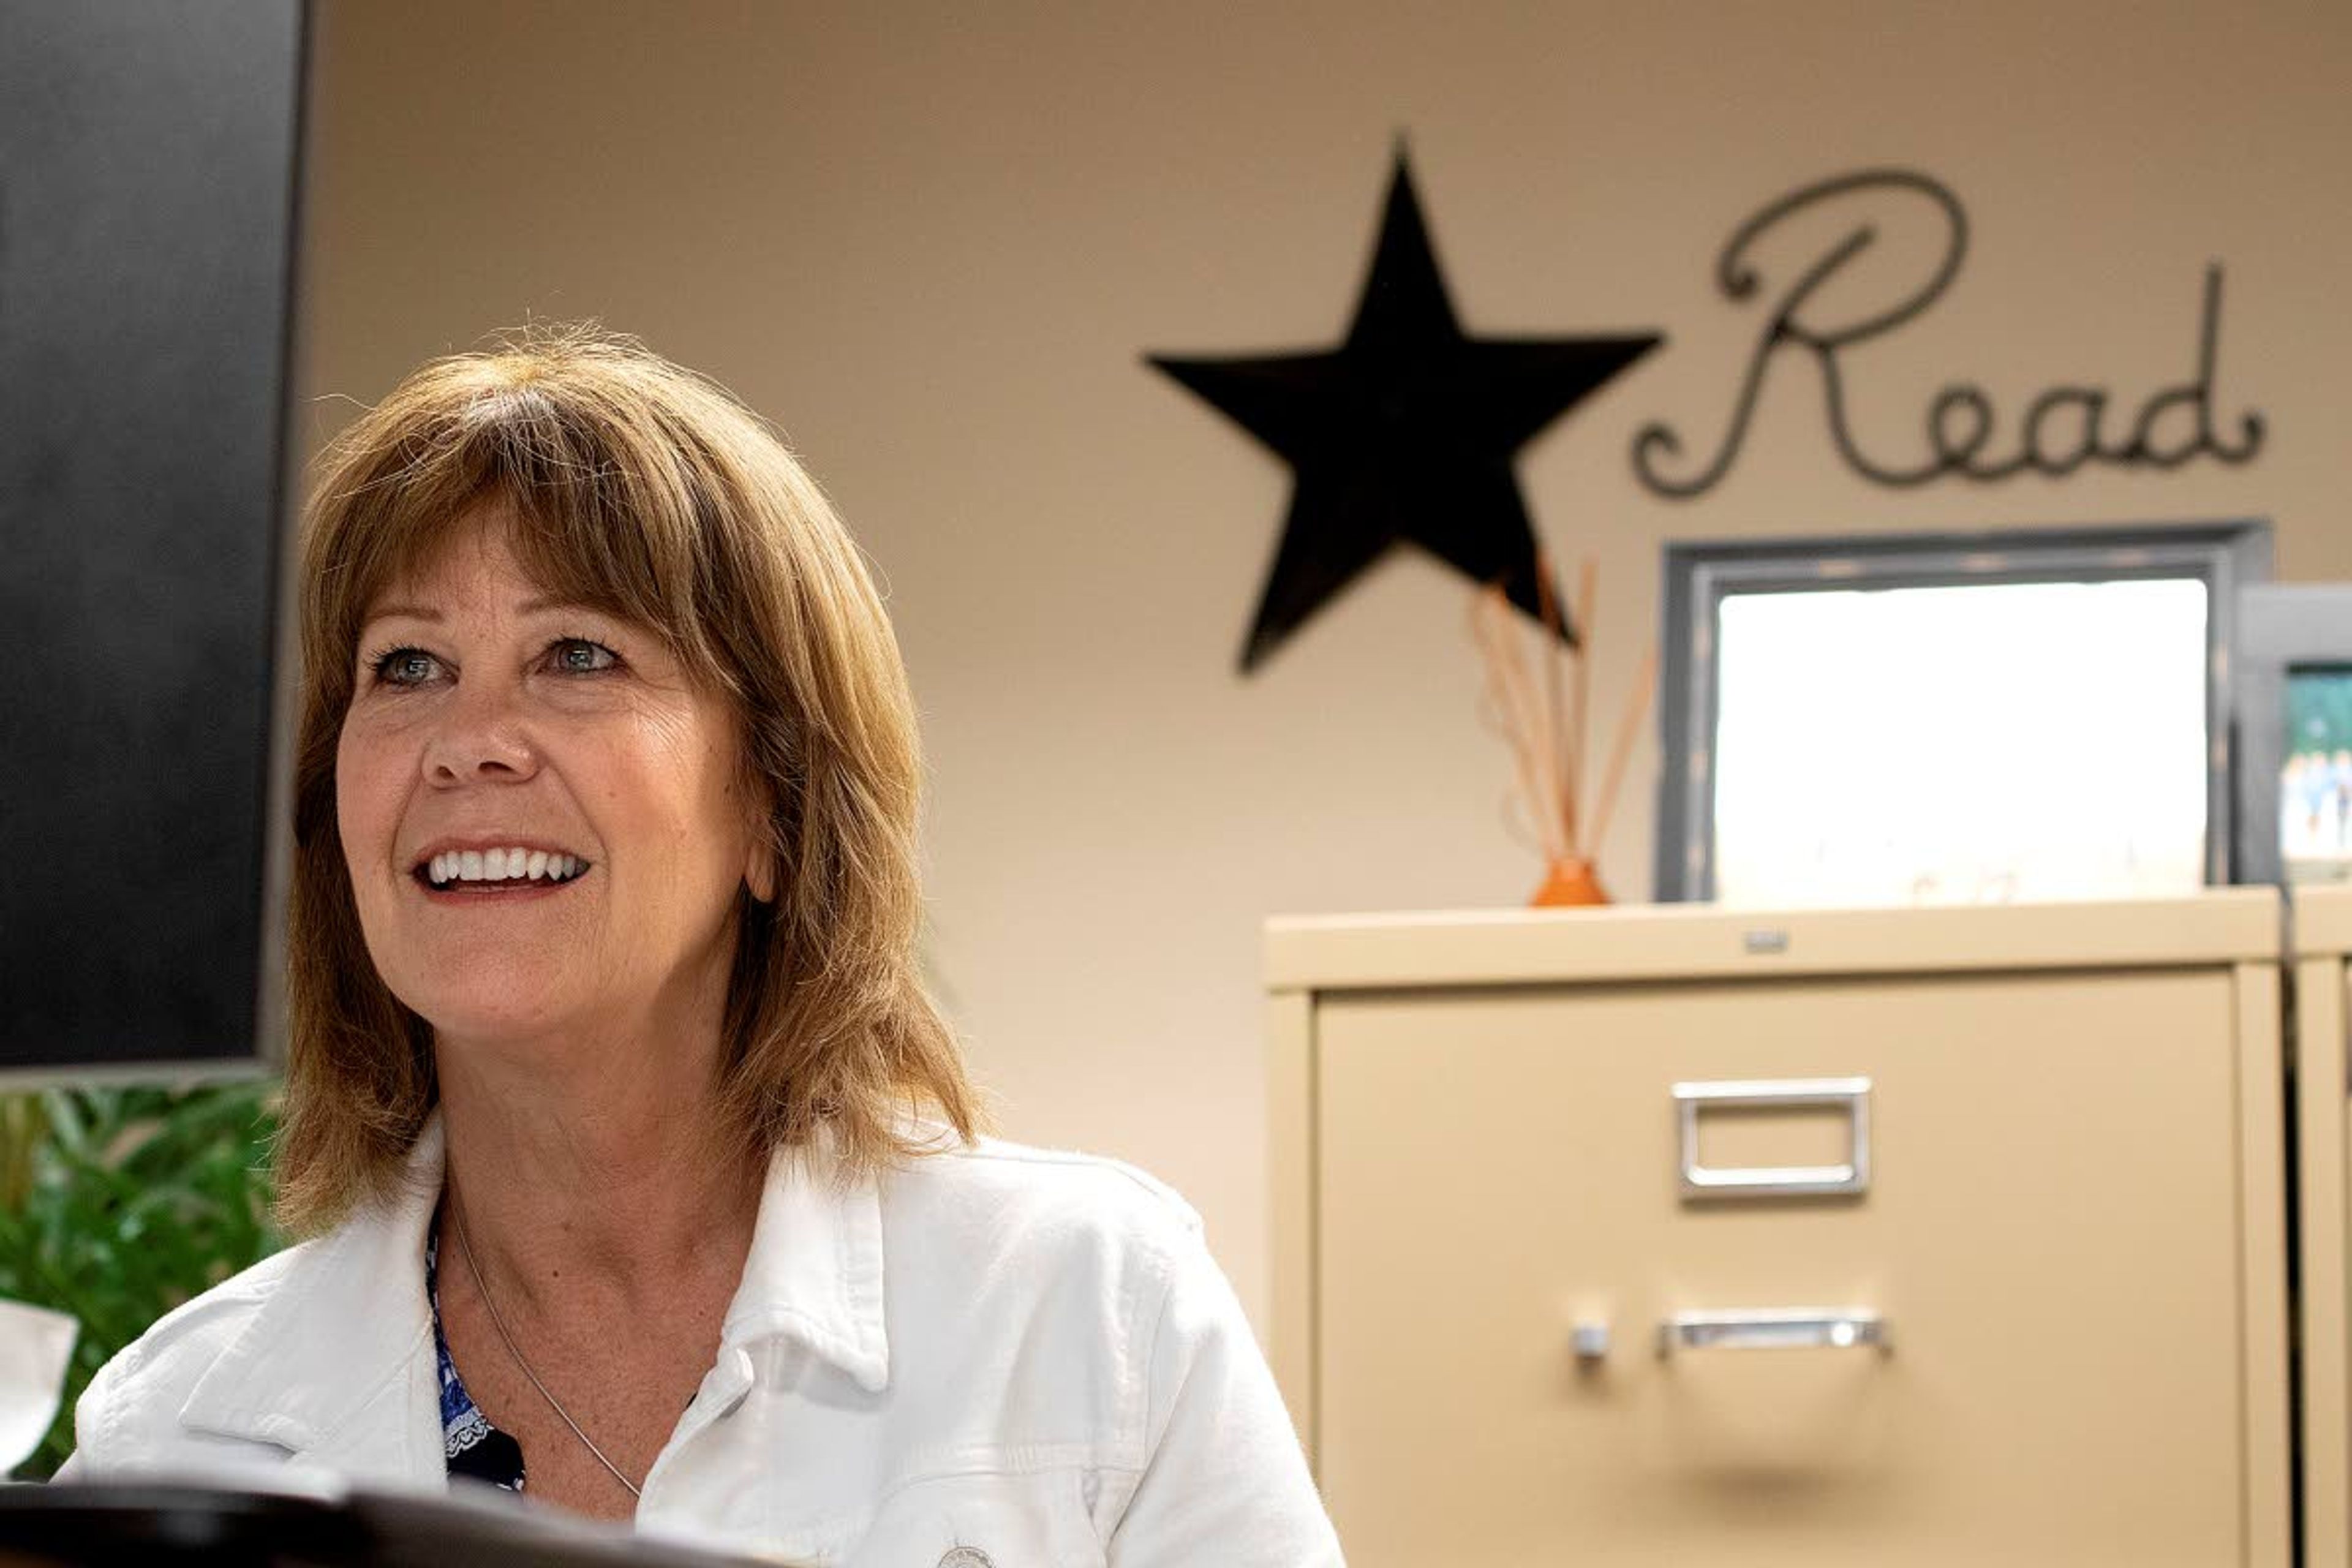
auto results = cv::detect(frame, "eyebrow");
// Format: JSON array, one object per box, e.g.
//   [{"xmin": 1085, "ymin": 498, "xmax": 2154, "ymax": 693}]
[{"xmin": 360, "ymin": 595, "xmax": 602, "ymax": 628}]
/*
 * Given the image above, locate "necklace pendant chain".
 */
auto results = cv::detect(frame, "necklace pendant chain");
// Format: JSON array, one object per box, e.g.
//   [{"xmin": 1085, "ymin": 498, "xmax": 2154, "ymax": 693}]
[{"xmin": 449, "ymin": 1189, "xmax": 645, "ymax": 1501}]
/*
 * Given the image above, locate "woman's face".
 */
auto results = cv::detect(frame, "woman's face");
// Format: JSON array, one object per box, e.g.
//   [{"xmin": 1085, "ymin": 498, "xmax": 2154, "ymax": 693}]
[{"xmin": 335, "ymin": 510, "xmax": 773, "ymax": 1054}]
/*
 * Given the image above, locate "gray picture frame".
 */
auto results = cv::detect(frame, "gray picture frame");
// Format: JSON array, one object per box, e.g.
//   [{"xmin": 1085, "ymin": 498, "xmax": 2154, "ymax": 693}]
[
  {"xmin": 2233, "ymin": 584, "xmax": 2352, "ymax": 887},
  {"xmin": 1656, "ymin": 520, "xmax": 2274, "ymax": 903}
]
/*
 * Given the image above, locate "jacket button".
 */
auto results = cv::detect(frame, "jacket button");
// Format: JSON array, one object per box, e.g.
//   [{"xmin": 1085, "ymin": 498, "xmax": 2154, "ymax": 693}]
[{"xmin": 937, "ymin": 1551, "xmax": 992, "ymax": 1567}]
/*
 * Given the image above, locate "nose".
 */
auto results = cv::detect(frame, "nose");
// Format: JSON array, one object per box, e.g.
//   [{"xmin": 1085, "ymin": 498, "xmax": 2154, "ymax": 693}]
[{"xmin": 421, "ymin": 679, "xmax": 539, "ymax": 787}]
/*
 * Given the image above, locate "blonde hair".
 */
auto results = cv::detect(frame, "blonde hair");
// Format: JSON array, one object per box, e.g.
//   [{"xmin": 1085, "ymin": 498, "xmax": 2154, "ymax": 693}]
[{"xmin": 276, "ymin": 325, "xmax": 978, "ymax": 1234}]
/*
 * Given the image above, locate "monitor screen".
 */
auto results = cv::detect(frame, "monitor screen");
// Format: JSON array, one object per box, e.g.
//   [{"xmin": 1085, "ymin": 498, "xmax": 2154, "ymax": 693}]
[{"xmin": 0, "ymin": 0, "xmax": 303, "ymax": 1074}]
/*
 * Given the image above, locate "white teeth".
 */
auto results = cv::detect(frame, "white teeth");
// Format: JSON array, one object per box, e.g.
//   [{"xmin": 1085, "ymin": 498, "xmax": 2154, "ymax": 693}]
[
  {"xmin": 424, "ymin": 847, "xmax": 586, "ymax": 886},
  {"xmin": 425, "ymin": 848, "xmax": 588, "ymax": 884}
]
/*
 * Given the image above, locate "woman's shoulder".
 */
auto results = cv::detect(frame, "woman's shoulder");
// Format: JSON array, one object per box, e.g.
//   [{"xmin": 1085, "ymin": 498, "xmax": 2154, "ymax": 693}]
[
  {"xmin": 65, "ymin": 1175, "xmax": 439, "ymax": 1479},
  {"xmin": 876, "ymin": 1133, "xmax": 1212, "ymax": 1296},
  {"xmin": 891, "ymin": 1131, "xmax": 1200, "ymax": 1232},
  {"xmin": 906, "ymin": 1133, "xmax": 1199, "ymax": 1218},
  {"xmin": 97, "ymin": 1240, "xmax": 316, "ymax": 1379},
  {"xmin": 61, "ymin": 1240, "xmax": 322, "ymax": 1471}
]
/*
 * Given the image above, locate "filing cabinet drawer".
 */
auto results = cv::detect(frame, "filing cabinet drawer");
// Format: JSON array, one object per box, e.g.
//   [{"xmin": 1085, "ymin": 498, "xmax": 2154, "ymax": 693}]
[{"xmin": 1268, "ymin": 897, "xmax": 2288, "ymax": 1567}]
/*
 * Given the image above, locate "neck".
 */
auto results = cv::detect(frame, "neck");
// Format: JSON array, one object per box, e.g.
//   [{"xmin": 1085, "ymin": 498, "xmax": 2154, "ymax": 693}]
[{"xmin": 432, "ymin": 996, "xmax": 766, "ymax": 1318}]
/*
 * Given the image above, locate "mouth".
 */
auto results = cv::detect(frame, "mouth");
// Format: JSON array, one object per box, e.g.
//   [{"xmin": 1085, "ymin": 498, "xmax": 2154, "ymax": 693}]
[{"xmin": 411, "ymin": 845, "xmax": 594, "ymax": 895}]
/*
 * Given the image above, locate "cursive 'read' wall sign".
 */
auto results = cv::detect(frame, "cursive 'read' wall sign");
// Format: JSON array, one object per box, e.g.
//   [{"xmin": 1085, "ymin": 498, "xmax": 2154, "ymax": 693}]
[{"xmin": 1631, "ymin": 168, "xmax": 2266, "ymax": 498}]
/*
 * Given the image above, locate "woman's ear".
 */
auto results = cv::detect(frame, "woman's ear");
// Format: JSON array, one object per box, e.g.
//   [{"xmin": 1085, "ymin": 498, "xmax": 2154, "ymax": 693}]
[
  {"xmin": 744, "ymin": 837, "xmax": 778, "ymax": 904},
  {"xmin": 737, "ymin": 758, "xmax": 779, "ymax": 903}
]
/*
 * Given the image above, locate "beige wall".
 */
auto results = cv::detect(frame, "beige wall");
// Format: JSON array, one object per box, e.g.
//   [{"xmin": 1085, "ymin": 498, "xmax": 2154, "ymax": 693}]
[{"xmin": 299, "ymin": 0, "xmax": 2352, "ymax": 1327}]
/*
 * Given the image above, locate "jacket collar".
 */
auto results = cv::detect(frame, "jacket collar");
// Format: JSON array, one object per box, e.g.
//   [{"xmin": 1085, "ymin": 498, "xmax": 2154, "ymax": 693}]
[
  {"xmin": 723, "ymin": 1132, "xmax": 891, "ymax": 1393},
  {"xmin": 179, "ymin": 1111, "xmax": 891, "ymax": 1452},
  {"xmin": 178, "ymin": 1117, "xmax": 445, "ymax": 1458}
]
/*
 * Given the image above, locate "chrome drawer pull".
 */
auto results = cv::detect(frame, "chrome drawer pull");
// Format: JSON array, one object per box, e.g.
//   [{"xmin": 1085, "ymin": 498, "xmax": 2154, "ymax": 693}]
[
  {"xmin": 1673, "ymin": 1076, "xmax": 1871, "ymax": 1199},
  {"xmin": 1657, "ymin": 1308, "xmax": 1890, "ymax": 1355}
]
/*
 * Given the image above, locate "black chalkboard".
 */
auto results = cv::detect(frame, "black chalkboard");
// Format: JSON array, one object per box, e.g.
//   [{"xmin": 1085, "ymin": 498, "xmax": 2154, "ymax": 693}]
[{"xmin": 0, "ymin": 1, "xmax": 303, "ymax": 1074}]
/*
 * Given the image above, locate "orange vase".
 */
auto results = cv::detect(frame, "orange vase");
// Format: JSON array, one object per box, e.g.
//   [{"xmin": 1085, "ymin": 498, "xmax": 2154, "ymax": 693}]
[{"xmin": 1531, "ymin": 856, "xmax": 1609, "ymax": 908}]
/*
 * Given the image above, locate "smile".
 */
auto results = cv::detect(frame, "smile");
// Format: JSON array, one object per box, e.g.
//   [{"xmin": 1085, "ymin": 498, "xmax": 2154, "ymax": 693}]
[{"xmin": 414, "ymin": 846, "xmax": 592, "ymax": 892}]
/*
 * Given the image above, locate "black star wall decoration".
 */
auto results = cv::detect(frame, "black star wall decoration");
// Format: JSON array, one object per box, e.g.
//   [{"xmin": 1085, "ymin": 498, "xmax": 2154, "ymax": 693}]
[{"xmin": 1150, "ymin": 154, "xmax": 1664, "ymax": 673}]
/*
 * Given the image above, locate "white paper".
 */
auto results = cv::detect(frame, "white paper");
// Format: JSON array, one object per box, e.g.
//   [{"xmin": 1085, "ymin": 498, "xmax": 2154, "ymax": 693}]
[{"xmin": 0, "ymin": 1297, "xmax": 78, "ymax": 1474}]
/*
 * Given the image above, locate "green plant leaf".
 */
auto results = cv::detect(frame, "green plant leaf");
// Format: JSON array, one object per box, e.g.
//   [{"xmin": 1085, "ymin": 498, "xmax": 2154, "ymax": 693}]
[{"xmin": 0, "ymin": 1079, "xmax": 283, "ymax": 1479}]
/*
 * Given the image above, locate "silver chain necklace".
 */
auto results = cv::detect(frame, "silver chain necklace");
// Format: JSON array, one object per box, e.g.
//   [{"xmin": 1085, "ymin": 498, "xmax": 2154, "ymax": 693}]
[{"xmin": 448, "ymin": 1189, "xmax": 644, "ymax": 1500}]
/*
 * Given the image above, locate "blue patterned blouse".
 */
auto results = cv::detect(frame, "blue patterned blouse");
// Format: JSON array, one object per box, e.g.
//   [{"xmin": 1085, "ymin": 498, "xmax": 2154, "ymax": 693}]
[{"xmin": 425, "ymin": 1225, "xmax": 529, "ymax": 1492}]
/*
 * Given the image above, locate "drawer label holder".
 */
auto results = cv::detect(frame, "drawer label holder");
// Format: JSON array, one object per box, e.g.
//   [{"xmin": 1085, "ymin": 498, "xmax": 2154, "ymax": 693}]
[{"xmin": 1672, "ymin": 1076, "xmax": 1873, "ymax": 1200}]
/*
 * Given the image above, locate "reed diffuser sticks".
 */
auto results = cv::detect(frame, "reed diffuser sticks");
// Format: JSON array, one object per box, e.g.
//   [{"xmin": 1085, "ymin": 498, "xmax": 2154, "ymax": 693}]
[{"xmin": 1471, "ymin": 554, "xmax": 1659, "ymax": 905}]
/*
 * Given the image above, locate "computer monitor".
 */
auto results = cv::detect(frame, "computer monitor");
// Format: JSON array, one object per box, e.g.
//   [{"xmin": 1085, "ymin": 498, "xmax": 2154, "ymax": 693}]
[{"xmin": 0, "ymin": 0, "xmax": 305, "ymax": 1076}]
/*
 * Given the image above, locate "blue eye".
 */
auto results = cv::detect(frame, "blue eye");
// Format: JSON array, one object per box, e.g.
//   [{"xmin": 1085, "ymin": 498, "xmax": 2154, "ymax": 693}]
[
  {"xmin": 549, "ymin": 638, "xmax": 619, "ymax": 674},
  {"xmin": 371, "ymin": 647, "xmax": 443, "ymax": 686}
]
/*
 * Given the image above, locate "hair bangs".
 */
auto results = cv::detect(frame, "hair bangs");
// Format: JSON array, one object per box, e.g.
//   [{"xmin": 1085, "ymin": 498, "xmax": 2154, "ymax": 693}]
[{"xmin": 310, "ymin": 389, "xmax": 725, "ymax": 696}]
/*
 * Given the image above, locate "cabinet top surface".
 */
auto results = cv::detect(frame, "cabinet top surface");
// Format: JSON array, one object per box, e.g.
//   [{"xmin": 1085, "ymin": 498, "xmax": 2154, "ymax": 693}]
[
  {"xmin": 2294, "ymin": 884, "xmax": 2352, "ymax": 954},
  {"xmin": 1265, "ymin": 891, "xmax": 2280, "ymax": 990}
]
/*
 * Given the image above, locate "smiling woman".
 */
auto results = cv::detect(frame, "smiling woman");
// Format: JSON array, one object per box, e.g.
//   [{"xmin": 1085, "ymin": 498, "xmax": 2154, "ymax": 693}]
[{"xmin": 54, "ymin": 327, "xmax": 1343, "ymax": 1567}]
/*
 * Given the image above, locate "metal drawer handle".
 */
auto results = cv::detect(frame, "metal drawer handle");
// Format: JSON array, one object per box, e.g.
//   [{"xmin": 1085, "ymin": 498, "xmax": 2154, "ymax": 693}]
[
  {"xmin": 1673, "ymin": 1076, "xmax": 1871, "ymax": 1199},
  {"xmin": 1658, "ymin": 1308, "xmax": 1890, "ymax": 1355}
]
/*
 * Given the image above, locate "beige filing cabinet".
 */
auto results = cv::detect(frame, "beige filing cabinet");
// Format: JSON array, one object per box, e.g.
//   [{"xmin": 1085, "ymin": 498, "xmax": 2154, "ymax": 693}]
[
  {"xmin": 1266, "ymin": 894, "xmax": 2291, "ymax": 1567},
  {"xmin": 2294, "ymin": 884, "xmax": 2352, "ymax": 1568}
]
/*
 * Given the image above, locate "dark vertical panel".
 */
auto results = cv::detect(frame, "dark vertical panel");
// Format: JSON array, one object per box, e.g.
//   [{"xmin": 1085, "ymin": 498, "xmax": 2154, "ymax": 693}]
[{"xmin": 0, "ymin": 1, "xmax": 301, "ymax": 1069}]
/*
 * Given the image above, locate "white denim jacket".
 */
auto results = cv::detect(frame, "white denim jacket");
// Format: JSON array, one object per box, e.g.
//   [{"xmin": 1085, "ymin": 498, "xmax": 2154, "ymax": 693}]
[{"xmin": 60, "ymin": 1118, "xmax": 1344, "ymax": 1567}]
